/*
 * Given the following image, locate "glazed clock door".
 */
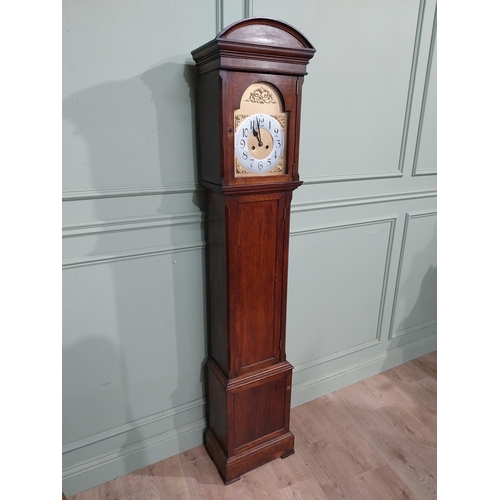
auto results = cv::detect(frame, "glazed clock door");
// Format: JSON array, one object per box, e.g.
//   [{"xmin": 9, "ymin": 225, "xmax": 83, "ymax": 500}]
[{"xmin": 222, "ymin": 71, "xmax": 301, "ymax": 185}]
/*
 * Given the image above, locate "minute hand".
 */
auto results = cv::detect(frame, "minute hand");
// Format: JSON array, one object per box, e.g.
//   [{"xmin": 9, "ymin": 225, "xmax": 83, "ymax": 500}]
[{"xmin": 256, "ymin": 118, "xmax": 263, "ymax": 146}]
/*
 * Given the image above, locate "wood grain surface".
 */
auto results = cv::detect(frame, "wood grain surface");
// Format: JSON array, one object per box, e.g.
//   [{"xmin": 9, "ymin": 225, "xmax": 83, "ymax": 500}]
[{"xmin": 67, "ymin": 352, "xmax": 437, "ymax": 500}]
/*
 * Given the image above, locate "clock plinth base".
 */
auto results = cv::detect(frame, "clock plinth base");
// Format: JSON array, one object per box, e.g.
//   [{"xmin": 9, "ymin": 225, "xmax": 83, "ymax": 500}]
[
  {"xmin": 205, "ymin": 427, "xmax": 295, "ymax": 485},
  {"xmin": 205, "ymin": 358, "xmax": 295, "ymax": 483},
  {"xmin": 281, "ymin": 449, "xmax": 295, "ymax": 459}
]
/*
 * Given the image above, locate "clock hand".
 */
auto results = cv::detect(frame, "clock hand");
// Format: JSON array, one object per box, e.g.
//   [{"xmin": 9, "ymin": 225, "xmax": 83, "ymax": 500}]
[{"xmin": 256, "ymin": 118, "xmax": 263, "ymax": 147}]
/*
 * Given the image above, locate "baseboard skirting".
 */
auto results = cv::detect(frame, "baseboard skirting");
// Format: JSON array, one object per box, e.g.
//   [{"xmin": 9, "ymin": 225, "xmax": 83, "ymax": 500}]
[
  {"xmin": 63, "ymin": 398, "xmax": 206, "ymax": 455},
  {"xmin": 62, "ymin": 333, "xmax": 436, "ymax": 496},
  {"xmin": 62, "ymin": 418, "xmax": 206, "ymax": 497},
  {"xmin": 291, "ymin": 333, "xmax": 436, "ymax": 407}
]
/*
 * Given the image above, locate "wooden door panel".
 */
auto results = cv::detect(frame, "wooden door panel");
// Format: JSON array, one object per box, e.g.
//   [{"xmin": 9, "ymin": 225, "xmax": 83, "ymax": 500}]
[
  {"xmin": 228, "ymin": 193, "xmax": 285, "ymax": 375},
  {"xmin": 231, "ymin": 373, "xmax": 288, "ymax": 452}
]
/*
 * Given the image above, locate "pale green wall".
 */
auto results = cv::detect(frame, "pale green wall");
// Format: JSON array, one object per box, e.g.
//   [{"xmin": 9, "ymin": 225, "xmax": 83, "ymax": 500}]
[{"xmin": 62, "ymin": 0, "xmax": 437, "ymax": 495}]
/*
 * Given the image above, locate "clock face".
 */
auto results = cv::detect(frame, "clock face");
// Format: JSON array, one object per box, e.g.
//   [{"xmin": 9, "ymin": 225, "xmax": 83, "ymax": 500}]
[{"xmin": 235, "ymin": 114, "xmax": 285, "ymax": 174}]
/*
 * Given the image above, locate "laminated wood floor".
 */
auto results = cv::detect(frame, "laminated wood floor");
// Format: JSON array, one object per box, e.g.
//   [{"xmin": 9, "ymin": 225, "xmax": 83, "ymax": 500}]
[{"xmin": 68, "ymin": 351, "xmax": 437, "ymax": 500}]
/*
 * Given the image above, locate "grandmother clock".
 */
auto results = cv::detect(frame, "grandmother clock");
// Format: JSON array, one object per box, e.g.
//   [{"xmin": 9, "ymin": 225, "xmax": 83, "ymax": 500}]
[{"xmin": 192, "ymin": 17, "xmax": 315, "ymax": 484}]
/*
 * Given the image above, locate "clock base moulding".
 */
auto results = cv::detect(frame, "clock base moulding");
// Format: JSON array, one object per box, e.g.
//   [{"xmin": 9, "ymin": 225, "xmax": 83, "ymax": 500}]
[{"xmin": 205, "ymin": 358, "xmax": 295, "ymax": 485}]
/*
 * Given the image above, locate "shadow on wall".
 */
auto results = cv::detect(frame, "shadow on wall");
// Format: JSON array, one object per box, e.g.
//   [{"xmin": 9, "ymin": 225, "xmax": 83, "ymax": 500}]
[
  {"xmin": 62, "ymin": 60, "xmax": 208, "ymax": 488},
  {"xmin": 401, "ymin": 264, "xmax": 437, "ymax": 333},
  {"xmin": 62, "ymin": 334, "xmax": 141, "ymax": 480},
  {"xmin": 398, "ymin": 225, "xmax": 437, "ymax": 336},
  {"xmin": 63, "ymin": 61, "xmax": 200, "ymax": 196},
  {"xmin": 374, "ymin": 219, "xmax": 437, "ymax": 383}
]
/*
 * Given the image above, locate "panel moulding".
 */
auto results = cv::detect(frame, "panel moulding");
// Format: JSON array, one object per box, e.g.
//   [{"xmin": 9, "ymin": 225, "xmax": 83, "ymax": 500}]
[
  {"xmin": 216, "ymin": 0, "xmax": 253, "ymax": 34},
  {"xmin": 62, "ymin": 211, "xmax": 203, "ymax": 238},
  {"xmin": 389, "ymin": 210, "xmax": 437, "ymax": 339},
  {"xmin": 291, "ymin": 216, "xmax": 397, "ymax": 367},
  {"xmin": 301, "ymin": 0, "xmax": 426, "ymax": 183},
  {"xmin": 62, "ymin": 183, "xmax": 200, "ymax": 202},
  {"xmin": 62, "ymin": 241, "xmax": 205, "ymax": 269},
  {"xmin": 397, "ymin": 0, "xmax": 427, "ymax": 176},
  {"xmin": 291, "ymin": 189, "xmax": 437, "ymax": 214},
  {"xmin": 293, "ymin": 339, "xmax": 379, "ymax": 374},
  {"xmin": 393, "ymin": 318, "xmax": 436, "ymax": 337},
  {"xmin": 301, "ymin": 171, "xmax": 403, "ymax": 184},
  {"xmin": 216, "ymin": 0, "xmax": 223, "ymax": 34},
  {"xmin": 290, "ymin": 215, "xmax": 396, "ymax": 238},
  {"xmin": 412, "ymin": 4, "xmax": 437, "ymax": 177},
  {"xmin": 244, "ymin": 0, "xmax": 253, "ymax": 19}
]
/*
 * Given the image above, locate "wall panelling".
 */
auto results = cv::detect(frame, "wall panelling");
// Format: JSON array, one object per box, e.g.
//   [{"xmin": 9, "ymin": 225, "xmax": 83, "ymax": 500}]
[{"xmin": 62, "ymin": 0, "xmax": 436, "ymax": 494}]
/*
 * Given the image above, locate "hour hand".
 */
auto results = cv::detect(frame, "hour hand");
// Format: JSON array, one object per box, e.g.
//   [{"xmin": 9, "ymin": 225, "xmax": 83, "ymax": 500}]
[
  {"xmin": 256, "ymin": 120, "xmax": 263, "ymax": 146},
  {"xmin": 252, "ymin": 124, "xmax": 263, "ymax": 147}
]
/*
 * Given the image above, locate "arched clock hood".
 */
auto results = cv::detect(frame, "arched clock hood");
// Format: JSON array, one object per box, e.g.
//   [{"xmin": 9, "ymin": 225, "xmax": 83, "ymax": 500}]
[{"xmin": 192, "ymin": 17, "xmax": 316, "ymax": 76}]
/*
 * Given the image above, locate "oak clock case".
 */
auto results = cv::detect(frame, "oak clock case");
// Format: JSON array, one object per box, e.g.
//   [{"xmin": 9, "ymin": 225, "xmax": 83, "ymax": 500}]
[{"xmin": 191, "ymin": 17, "xmax": 315, "ymax": 485}]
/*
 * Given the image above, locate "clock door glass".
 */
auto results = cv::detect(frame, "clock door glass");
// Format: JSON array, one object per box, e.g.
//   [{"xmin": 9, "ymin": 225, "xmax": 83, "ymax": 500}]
[{"xmin": 234, "ymin": 83, "xmax": 287, "ymax": 176}]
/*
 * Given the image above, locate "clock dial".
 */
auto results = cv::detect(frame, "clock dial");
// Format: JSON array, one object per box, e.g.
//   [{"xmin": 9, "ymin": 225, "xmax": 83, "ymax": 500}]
[{"xmin": 235, "ymin": 113, "xmax": 285, "ymax": 174}]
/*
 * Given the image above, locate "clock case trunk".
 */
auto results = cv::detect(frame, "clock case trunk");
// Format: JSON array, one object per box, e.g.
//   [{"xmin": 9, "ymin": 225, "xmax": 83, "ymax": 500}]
[{"xmin": 192, "ymin": 17, "xmax": 315, "ymax": 484}]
